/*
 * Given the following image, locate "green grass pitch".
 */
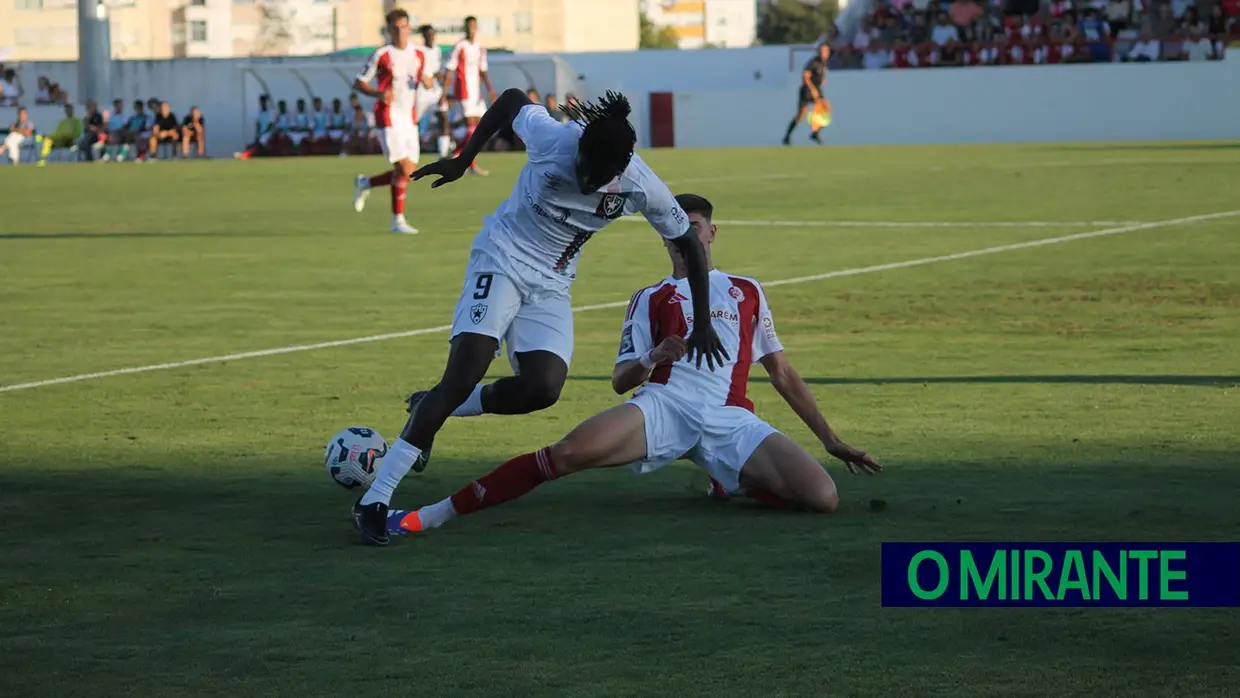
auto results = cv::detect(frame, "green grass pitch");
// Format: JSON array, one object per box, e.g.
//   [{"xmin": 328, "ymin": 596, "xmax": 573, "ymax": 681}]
[{"xmin": 1, "ymin": 142, "xmax": 1238, "ymax": 696}]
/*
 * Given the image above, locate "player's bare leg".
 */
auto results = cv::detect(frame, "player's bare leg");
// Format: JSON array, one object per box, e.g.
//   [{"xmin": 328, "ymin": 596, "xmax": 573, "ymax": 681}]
[
  {"xmin": 436, "ymin": 106, "xmax": 452, "ymax": 159},
  {"xmin": 389, "ymin": 403, "xmax": 649, "ymax": 534},
  {"xmin": 732, "ymin": 433, "xmax": 840, "ymax": 513},
  {"xmin": 353, "ymin": 332, "xmax": 497, "ymax": 545},
  {"xmin": 429, "ymin": 349, "xmax": 566, "ymax": 420},
  {"xmin": 353, "ymin": 158, "xmax": 418, "ymax": 234}
]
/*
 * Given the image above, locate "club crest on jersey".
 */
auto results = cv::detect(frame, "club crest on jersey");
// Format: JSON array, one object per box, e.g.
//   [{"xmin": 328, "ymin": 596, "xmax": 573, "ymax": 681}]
[
  {"xmin": 470, "ymin": 303, "xmax": 488, "ymax": 324},
  {"xmin": 595, "ymin": 192, "xmax": 630, "ymax": 220},
  {"xmin": 729, "ymin": 286, "xmax": 745, "ymax": 302}
]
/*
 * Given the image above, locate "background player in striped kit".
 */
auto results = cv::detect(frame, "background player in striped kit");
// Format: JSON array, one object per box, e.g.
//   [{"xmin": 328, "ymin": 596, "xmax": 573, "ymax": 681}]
[
  {"xmin": 350, "ymin": 9, "xmax": 433, "ymax": 234},
  {"xmin": 444, "ymin": 15, "xmax": 497, "ymax": 176}
]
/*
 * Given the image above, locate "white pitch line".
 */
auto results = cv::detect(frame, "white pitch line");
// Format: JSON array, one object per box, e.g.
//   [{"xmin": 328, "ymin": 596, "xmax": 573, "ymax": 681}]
[
  {"xmin": 1, "ymin": 209, "xmax": 1235, "ymax": 395},
  {"xmin": 618, "ymin": 217, "xmax": 1140, "ymax": 228}
]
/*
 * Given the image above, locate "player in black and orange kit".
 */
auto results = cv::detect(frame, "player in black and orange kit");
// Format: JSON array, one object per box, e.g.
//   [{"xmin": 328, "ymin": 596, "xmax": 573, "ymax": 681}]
[{"xmin": 783, "ymin": 43, "xmax": 830, "ymax": 146}]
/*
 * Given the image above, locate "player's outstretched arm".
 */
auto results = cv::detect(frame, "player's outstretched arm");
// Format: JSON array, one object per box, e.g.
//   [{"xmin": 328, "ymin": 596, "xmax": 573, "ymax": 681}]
[
  {"xmin": 669, "ymin": 230, "xmax": 728, "ymax": 371},
  {"xmin": 412, "ymin": 88, "xmax": 532, "ymax": 188},
  {"xmin": 759, "ymin": 351, "xmax": 882, "ymax": 475}
]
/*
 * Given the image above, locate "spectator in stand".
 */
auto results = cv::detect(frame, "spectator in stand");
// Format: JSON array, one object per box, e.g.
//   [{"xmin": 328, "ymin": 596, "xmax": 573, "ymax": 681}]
[
  {"xmin": 285, "ymin": 98, "xmax": 311, "ymax": 154},
  {"xmin": 0, "ymin": 68, "xmax": 22, "ymax": 107},
  {"xmin": 1152, "ymin": 3, "xmax": 1177, "ymax": 39},
  {"xmin": 182, "ymin": 106, "xmax": 206, "ymax": 158},
  {"xmin": 1127, "ymin": 29, "xmax": 1162, "ymax": 61},
  {"xmin": 1079, "ymin": 8, "xmax": 1113, "ymax": 61},
  {"xmin": 544, "ymin": 94, "xmax": 570, "ymax": 123},
  {"xmin": 0, "ymin": 107, "xmax": 35, "ymax": 164},
  {"xmin": 37, "ymin": 104, "xmax": 82, "ymax": 164},
  {"xmin": 110, "ymin": 99, "xmax": 148, "ymax": 161},
  {"xmin": 79, "ymin": 99, "xmax": 107, "ymax": 161},
  {"xmin": 148, "ymin": 101, "xmax": 180, "ymax": 160},
  {"xmin": 932, "ymin": 12, "xmax": 963, "ymax": 64},
  {"xmin": 910, "ymin": 12, "xmax": 932, "ymax": 44},
  {"xmin": 1183, "ymin": 24, "xmax": 1216, "ymax": 59},
  {"xmin": 1207, "ymin": 4, "xmax": 1233, "ymax": 56},
  {"xmin": 105, "ymin": 98, "xmax": 127, "ymax": 157},
  {"xmin": 344, "ymin": 100, "xmax": 375, "ymax": 155},
  {"xmin": 1105, "ymin": 0, "xmax": 1132, "ymax": 37},
  {"xmin": 34, "ymin": 76, "xmax": 68, "ymax": 105},
  {"xmin": 310, "ymin": 96, "xmax": 329, "ymax": 154},
  {"xmin": 951, "ymin": 0, "xmax": 985, "ymax": 29},
  {"xmin": 1180, "ymin": 6, "xmax": 1200, "ymax": 34},
  {"xmin": 328, "ymin": 97, "xmax": 349, "ymax": 155}
]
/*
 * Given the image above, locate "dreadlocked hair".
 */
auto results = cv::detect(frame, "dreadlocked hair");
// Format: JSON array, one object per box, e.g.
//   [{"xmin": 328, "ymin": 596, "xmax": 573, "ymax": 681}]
[{"xmin": 561, "ymin": 91, "xmax": 636, "ymax": 174}]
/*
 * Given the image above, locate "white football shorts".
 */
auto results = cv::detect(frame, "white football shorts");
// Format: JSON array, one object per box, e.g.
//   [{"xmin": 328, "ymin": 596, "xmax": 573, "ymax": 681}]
[
  {"xmin": 627, "ymin": 387, "xmax": 779, "ymax": 494},
  {"xmin": 458, "ymin": 95, "xmax": 487, "ymax": 119},
  {"xmin": 450, "ymin": 248, "xmax": 575, "ymax": 369},
  {"xmin": 378, "ymin": 124, "xmax": 420, "ymax": 164}
]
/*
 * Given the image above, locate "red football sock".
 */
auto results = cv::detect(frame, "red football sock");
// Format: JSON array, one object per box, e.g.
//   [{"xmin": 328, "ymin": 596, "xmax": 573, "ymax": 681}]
[
  {"xmin": 367, "ymin": 171, "xmax": 393, "ymax": 188},
  {"xmin": 449, "ymin": 447, "xmax": 558, "ymax": 517},
  {"xmin": 746, "ymin": 489, "xmax": 798, "ymax": 509},
  {"xmin": 391, "ymin": 176, "xmax": 407, "ymax": 215}
]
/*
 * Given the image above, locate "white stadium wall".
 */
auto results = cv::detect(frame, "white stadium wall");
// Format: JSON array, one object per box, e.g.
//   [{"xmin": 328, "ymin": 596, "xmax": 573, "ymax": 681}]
[{"xmin": 3, "ymin": 48, "xmax": 1237, "ymax": 158}]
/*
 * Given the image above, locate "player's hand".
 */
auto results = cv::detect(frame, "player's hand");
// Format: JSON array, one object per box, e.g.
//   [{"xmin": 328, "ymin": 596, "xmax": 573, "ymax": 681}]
[
  {"xmin": 381, "ymin": 87, "xmax": 394, "ymax": 105},
  {"xmin": 685, "ymin": 326, "xmax": 728, "ymax": 372},
  {"xmin": 488, "ymin": 89, "xmax": 498, "ymax": 104},
  {"xmin": 824, "ymin": 439, "xmax": 883, "ymax": 475},
  {"xmin": 411, "ymin": 157, "xmax": 468, "ymax": 189},
  {"xmin": 650, "ymin": 336, "xmax": 688, "ymax": 365}
]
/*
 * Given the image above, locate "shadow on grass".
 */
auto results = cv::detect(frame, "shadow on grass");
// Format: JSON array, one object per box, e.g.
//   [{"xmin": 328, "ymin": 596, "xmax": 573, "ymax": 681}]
[{"xmin": 565, "ymin": 374, "xmax": 1240, "ymax": 388}]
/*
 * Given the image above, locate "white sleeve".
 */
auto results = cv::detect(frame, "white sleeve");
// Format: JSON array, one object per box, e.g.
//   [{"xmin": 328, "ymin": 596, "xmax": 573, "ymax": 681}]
[
  {"xmin": 752, "ymin": 283, "xmax": 783, "ymax": 363},
  {"xmin": 616, "ymin": 288, "xmax": 656, "ymax": 365},
  {"xmin": 479, "ymin": 48, "xmax": 489, "ymax": 73},
  {"xmin": 512, "ymin": 104, "xmax": 565, "ymax": 157},
  {"xmin": 638, "ymin": 172, "xmax": 690, "ymax": 241},
  {"xmin": 444, "ymin": 43, "xmax": 461, "ymax": 71},
  {"xmin": 356, "ymin": 48, "xmax": 382, "ymax": 84}
]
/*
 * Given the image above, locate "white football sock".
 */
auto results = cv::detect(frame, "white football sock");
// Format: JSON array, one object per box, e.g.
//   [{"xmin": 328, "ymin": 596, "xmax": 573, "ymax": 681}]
[
  {"xmin": 450, "ymin": 384, "xmax": 486, "ymax": 418},
  {"xmin": 417, "ymin": 498, "xmax": 458, "ymax": 530},
  {"xmin": 360, "ymin": 438, "xmax": 421, "ymax": 506},
  {"xmin": 437, "ymin": 135, "xmax": 452, "ymax": 159}
]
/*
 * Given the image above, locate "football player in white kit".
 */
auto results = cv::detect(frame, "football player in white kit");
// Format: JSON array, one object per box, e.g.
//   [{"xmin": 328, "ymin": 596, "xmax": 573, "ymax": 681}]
[
  {"xmin": 444, "ymin": 15, "xmax": 497, "ymax": 176},
  {"xmin": 415, "ymin": 24, "xmax": 453, "ymax": 159},
  {"xmin": 350, "ymin": 90, "xmax": 728, "ymax": 546},
  {"xmin": 350, "ymin": 9, "xmax": 433, "ymax": 235},
  {"xmin": 384, "ymin": 193, "xmax": 882, "ymax": 537}
]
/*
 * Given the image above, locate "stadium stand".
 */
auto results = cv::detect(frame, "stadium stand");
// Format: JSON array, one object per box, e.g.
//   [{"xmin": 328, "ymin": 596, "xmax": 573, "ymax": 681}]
[{"xmin": 824, "ymin": 0, "xmax": 1235, "ymax": 69}]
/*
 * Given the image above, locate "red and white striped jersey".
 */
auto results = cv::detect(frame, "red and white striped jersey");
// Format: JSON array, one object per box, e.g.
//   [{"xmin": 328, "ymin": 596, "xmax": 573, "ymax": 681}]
[
  {"xmin": 445, "ymin": 39, "xmax": 488, "ymax": 100},
  {"xmin": 356, "ymin": 44, "xmax": 425, "ymax": 128},
  {"xmin": 616, "ymin": 270, "xmax": 783, "ymax": 411}
]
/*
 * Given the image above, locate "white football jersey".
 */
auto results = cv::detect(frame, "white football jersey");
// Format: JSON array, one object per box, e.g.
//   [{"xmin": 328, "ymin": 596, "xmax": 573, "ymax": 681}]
[
  {"xmin": 616, "ymin": 270, "xmax": 783, "ymax": 411},
  {"xmin": 357, "ymin": 44, "xmax": 425, "ymax": 127},
  {"xmin": 420, "ymin": 44, "xmax": 442, "ymax": 85},
  {"xmin": 472, "ymin": 104, "xmax": 690, "ymax": 294},
  {"xmin": 446, "ymin": 39, "xmax": 487, "ymax": 100}
]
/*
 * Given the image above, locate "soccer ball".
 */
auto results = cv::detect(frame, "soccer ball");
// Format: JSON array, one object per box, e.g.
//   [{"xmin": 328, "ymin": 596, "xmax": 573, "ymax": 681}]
[{"xmin": 324, "ymin": 426, "xmax": 387, "ymax": 489}]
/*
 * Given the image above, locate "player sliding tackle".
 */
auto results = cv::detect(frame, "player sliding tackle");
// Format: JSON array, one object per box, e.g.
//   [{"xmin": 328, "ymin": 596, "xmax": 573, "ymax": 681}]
[
  {"xmin": 350, "ymin": 9, "xmax": 435, "ymax": 234},
  {"xmin": 386, "ymin": 194, "xmax": 882, "ymax": 537},
  {"xmin": 351, "ymin": 89, "xmax": 727, "ymax": 546}
]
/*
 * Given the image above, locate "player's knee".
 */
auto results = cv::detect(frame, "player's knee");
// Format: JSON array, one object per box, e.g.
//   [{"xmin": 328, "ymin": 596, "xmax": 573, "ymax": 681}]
[
  {"xmin": 805, "ymin": 482, "xmax": 840, "ymax": 514},
  {"xmin": 548, "ymin": 437, "xmax": 587, "ymax": 475},
  {"xmin": 521, "ymin": 374, "xmax": 563, "ymax": 411}
]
